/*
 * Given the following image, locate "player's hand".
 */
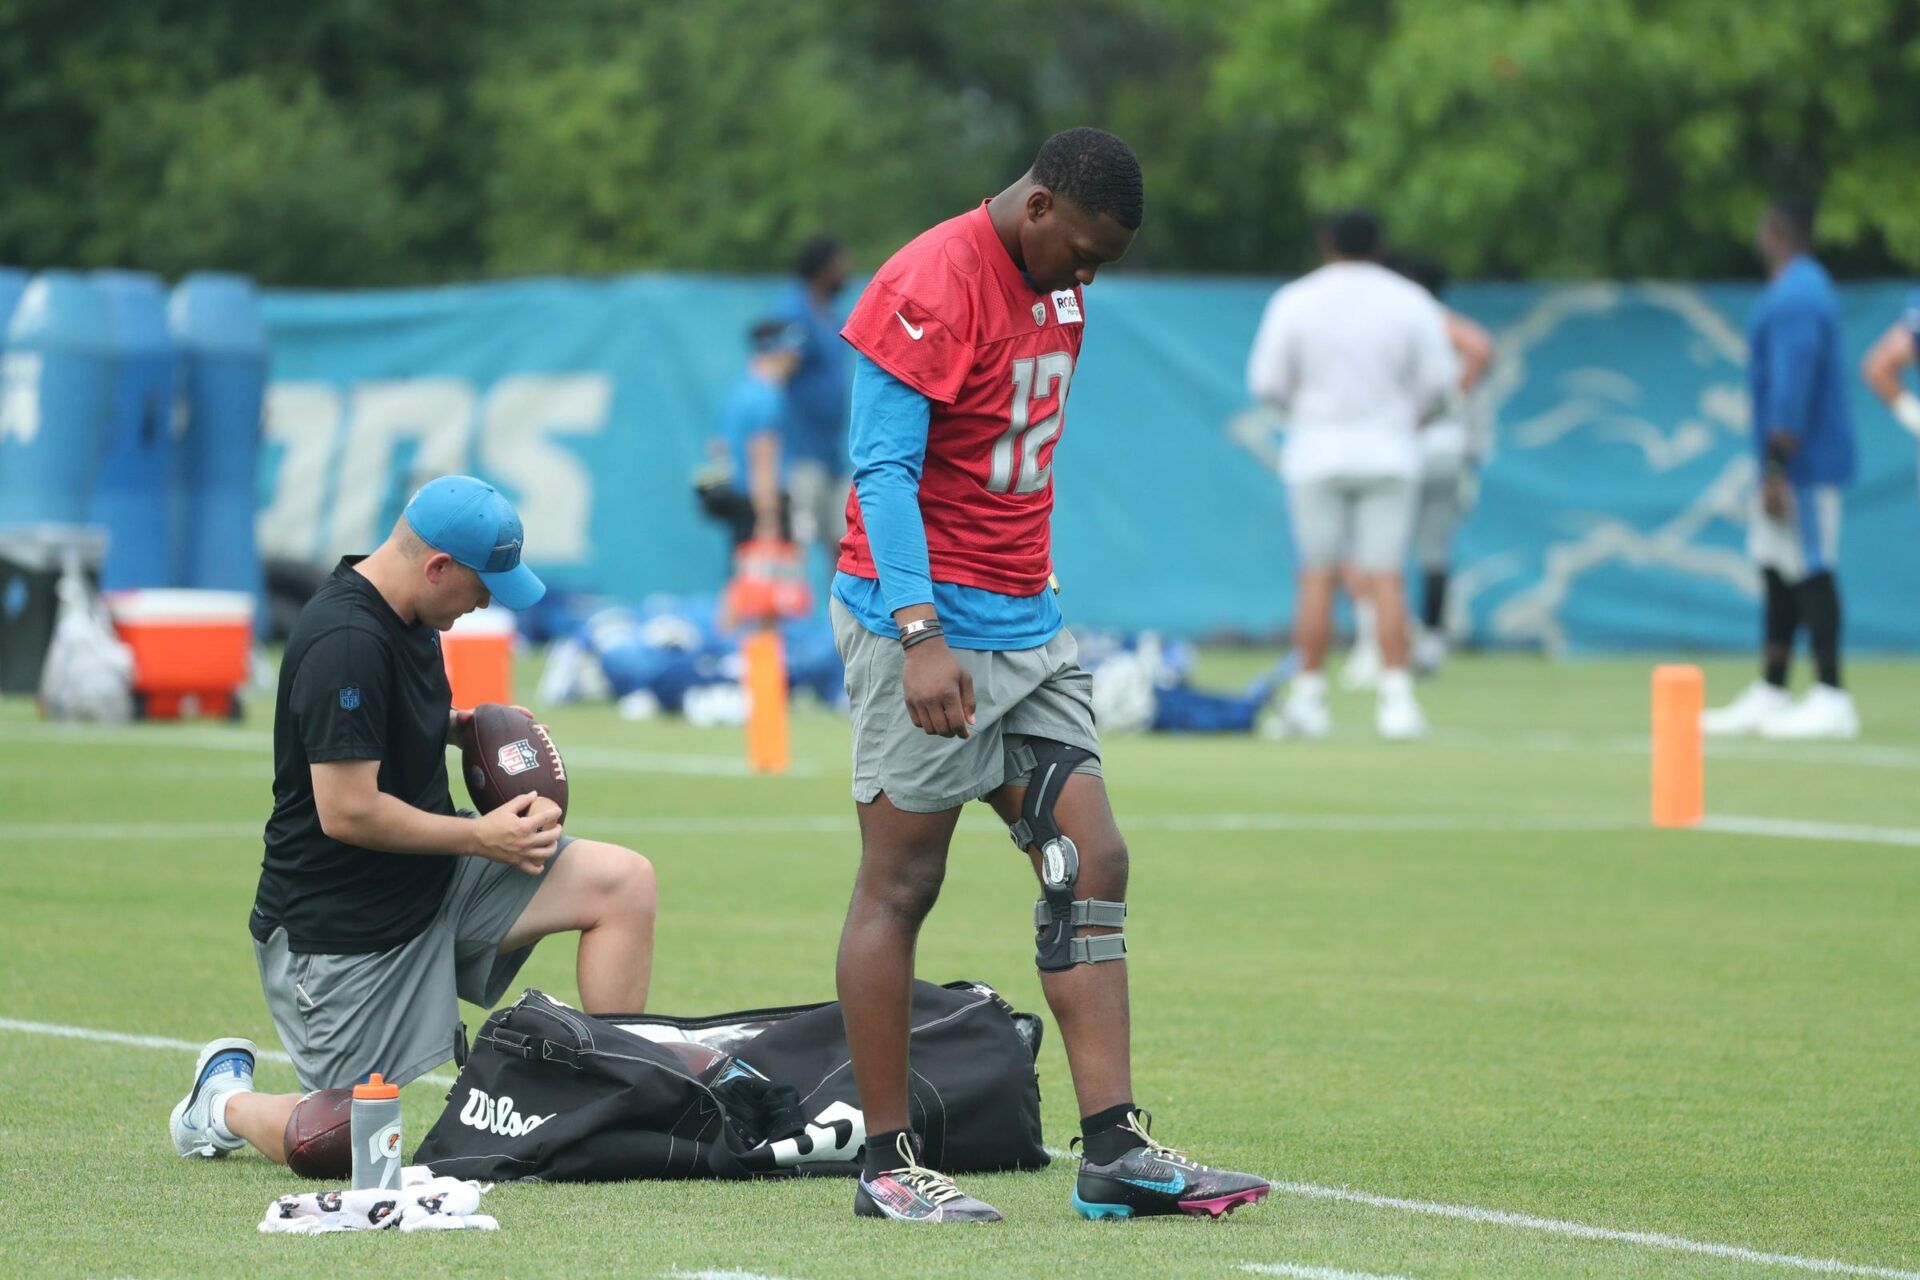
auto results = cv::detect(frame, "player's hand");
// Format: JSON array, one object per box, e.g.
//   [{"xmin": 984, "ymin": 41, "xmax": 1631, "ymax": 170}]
[
  {"xmin": 901, "ymin": 637, "xmax": 976, "ymax": 738},
  {"xmin": 473, "ymin": 792, "xmax": 563, "ymax": 875},
  {"xmin": 1761, "ymin": 470, "xmax": 1792, "ymax": 520}
]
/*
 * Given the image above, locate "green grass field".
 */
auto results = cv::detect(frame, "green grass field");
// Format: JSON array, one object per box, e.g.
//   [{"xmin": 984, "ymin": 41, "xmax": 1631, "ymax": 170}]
[{"xmin": 2, "ymin": 652, "xmax": 1917, "ymax": 1279}]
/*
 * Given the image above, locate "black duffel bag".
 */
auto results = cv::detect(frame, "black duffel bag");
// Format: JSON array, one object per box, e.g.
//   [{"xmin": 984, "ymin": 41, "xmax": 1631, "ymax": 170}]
[{"xmin": 413, "ymin": 978, "xmax": 1049, "ymax": 1182}]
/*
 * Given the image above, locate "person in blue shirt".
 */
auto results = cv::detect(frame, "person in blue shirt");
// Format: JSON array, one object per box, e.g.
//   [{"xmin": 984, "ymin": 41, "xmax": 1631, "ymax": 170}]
[
  {"xmin": 769, "ymin": 235, "xmax": 854, "ymax": 569},
  {"xmin": 1704, "ymin": 195, "xmax": 1859, "ymax": 740},
  {"xmin": 693, "ymin": 320, "xmax": 803, "ymax": 553}
]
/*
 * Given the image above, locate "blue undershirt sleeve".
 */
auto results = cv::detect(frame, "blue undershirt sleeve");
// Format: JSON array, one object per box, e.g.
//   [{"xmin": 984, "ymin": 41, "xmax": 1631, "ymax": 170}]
[{"xmin": 848, "ymin": 351, "xmax": 935, "ymax": 613}]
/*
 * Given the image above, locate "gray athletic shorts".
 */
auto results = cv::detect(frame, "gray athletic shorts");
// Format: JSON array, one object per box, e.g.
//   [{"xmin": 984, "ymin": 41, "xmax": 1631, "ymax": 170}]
[
  {"xmin": 787, "ymin": 459, "xmax": 851, "ymax": 553},
  {"xmin": 1288, "ymin": 474, "xmax": 1418, "ymax": 571},
  {"xmin": 1412, "ymin": 466, "xmax": 1467, "ymax": 572},
  {"xmin": 831, "ymin": 598, "xmax": 1101, "ymax": 813},
  {"xmin": 253, "ymin": 834, "xmax": 573, "ymax": 1091},
  {"xmin": 1748, "ymin": 484, "xmax": 1842, "ymax": 583}
]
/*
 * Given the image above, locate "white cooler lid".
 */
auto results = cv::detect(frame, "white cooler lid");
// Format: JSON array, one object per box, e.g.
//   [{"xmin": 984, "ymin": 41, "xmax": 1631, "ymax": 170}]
[{"xmin": 107, "ymin": 589, "xmax": 255, "ymax": 623}]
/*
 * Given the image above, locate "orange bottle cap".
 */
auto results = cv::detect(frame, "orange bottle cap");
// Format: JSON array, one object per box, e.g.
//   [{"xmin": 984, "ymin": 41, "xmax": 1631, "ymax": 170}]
[{"xmin": 353, "ymin": 1073, "xmax": 400, "ymax": 1099}]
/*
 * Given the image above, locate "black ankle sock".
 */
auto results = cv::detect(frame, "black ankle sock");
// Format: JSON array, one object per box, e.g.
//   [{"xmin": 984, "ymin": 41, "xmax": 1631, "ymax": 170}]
[
  {"xmin": 1079, "ymin": 1102, "xmax": 1141, "ymax": 1164},
  {"xmin": 863, "ymin": 1128, "xmax": 913, "ymax": 1179}
]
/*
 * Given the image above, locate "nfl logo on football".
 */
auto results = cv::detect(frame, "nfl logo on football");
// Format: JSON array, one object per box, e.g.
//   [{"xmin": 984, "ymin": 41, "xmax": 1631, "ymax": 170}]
[{"xmin": 497, "ymin": 739, "xmax": 539, "ymax": 776}]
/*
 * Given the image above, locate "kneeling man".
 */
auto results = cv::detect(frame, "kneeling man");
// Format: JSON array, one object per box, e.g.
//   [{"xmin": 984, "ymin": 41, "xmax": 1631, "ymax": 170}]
[{"xmin": 169, "ymin": 476, "xmax": 658, "ymax": 1165}]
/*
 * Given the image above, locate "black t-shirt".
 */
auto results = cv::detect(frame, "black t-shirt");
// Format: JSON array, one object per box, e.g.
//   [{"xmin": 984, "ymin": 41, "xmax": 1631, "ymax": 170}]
[{"xmin": 251, "ymin": 558, "xmax": 459, "ymax": 954}]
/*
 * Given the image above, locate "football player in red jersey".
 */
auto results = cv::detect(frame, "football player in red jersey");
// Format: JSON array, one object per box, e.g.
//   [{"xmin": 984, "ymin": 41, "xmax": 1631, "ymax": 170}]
[{"xmin": 828, "ymin": 128, "xmax": 1270, "ymax": 1223}]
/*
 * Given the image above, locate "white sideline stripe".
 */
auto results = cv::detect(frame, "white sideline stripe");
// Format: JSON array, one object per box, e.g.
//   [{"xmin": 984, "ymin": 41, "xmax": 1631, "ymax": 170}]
[
  {"xmin": 1697, "ymin": 815, "xmax": 1920, "ymax": 848},
  {"xmin": 2, "ymin": 724, "xmax": 798, "ymax": 778},
  {"xmin": 18, "ymin": 811, "xmax": 1920, "ymax": 846},
  {"xmin": 1057, "ymin": 1143, "xmax": 1912, "ymax": 1279},
  {"xmin": 1433, "ymin": 728, "xmax": 1920, "ymax": 771},
  {"xmin": 0, "ymin": 1017, "xmax": 455, "ymax": 1087},
  {"xmin": 565, "ymin": 746, "xmax": 822, "ymax": 779},
  {"xmin": 17, "ymin": 718, "xmax": 1920, "ymax": 772},
  {"xmin": 666, "ymin": 1271, "xmax": 795, "ymax": 1280},
  {"xmin": 0, "ymin": 813, "xmax": 1645, "ymax": 842},
  {"xmin": 6, "ymin": 1015, "xmax": 1913, "ymax": 1279},
  {"xmin": 1266, "ymin": 1180, "xmax": 1920, "ymax": 1280},
  {"xmin": 1240, "ymin": 1264, "xmax": 1415, "ymax": 1280}
]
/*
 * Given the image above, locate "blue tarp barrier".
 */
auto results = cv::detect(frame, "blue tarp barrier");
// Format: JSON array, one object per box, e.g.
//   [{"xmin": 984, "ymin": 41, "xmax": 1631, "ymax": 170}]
[{"xmin": 256, "ymin": 276, "xmax": 1920, "ymax": 652}]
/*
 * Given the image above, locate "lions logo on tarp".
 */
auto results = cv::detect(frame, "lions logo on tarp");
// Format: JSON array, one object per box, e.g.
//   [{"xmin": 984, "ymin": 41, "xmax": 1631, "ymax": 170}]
[
  {"xmin": 497, "ymin": 739, "xmax": 539, "ymax": 776},
  {"xmin": 339, "ymin": 686, "xmax": 361, "ymax": 711}
]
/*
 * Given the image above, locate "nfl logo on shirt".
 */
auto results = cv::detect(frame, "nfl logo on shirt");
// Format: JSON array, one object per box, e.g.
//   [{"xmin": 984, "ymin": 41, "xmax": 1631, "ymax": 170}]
[
  {"xmin": 1031, "ymin": 301, "xmax": 1047, "ymax": 326},
  {"xmin": 338, "ymin": 686, "xmax": 360, "ymax": 711}
]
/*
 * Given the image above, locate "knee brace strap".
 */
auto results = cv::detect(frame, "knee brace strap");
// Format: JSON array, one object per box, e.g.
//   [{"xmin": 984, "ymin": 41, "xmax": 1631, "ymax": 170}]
[{"xmin": 1007, "ymin": 739, "xmax": 1124, "ymax": 970}]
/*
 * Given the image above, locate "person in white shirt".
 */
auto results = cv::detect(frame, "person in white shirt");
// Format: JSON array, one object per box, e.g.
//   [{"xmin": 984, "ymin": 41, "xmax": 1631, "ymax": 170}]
[{"xmin": 1246, "ymin": 209, "xmax": 1459, "ymax": 740}]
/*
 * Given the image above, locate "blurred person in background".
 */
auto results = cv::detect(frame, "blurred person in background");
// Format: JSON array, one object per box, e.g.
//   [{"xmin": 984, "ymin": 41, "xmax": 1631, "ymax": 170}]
[
  {"xmin": 694, "ymin": 319, "xmax": 804, "ymax": 555},
  {"xmin": 1393, "ymin": 253, "xmax": 1493, "ymax": 677},
  {"xmin": 770, "ymin": 234, "xmax": 855, "ymax": 574},
  {"xmin": 1704, "ymin": 195, "xmax": 1859, "ymax": 740},
  {"xmin": 1247, "ymin": 208, "xmax": 1458, "ymax": 740},
  {"xmin": 1858, "ymin": 291, "xmax": 1920, "ymax": 484}
]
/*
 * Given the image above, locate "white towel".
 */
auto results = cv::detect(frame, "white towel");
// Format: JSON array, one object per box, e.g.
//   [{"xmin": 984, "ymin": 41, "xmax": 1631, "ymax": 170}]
[{"xmin": 259, "ymin": 1165, "xmax": 498, "ymax": 1234}]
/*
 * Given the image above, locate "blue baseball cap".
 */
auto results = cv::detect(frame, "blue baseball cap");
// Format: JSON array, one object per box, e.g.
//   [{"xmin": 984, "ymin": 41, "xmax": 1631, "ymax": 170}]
[{"xmin": 403, "ymin": 476, "xmax": 545, "ymax": 610}]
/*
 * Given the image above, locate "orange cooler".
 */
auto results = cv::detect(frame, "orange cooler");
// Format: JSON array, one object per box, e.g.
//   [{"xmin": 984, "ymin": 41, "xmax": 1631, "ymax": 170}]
[
  {"xmin": 443, "ymin": 607, "xmax": 516, "ymax": 708},
  {"xmin": 107, "ymin": 589, "xmax": 253, "ymax": 719}
]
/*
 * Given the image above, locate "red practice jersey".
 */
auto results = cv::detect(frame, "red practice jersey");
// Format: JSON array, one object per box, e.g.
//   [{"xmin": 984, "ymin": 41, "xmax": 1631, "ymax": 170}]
[{"xmin": 838, "ymin": 203, "xmax": 1086, "ymax": 597}]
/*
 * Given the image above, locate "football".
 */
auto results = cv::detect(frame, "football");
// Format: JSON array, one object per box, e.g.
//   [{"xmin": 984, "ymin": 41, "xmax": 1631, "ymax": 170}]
[
  {"xmin": 283, "ymin": 1088, "xmax": 354, "ymax": 1180},
  {"xmin": 462, "ymin": 702, "xmax": 569, "ymax": 822}
]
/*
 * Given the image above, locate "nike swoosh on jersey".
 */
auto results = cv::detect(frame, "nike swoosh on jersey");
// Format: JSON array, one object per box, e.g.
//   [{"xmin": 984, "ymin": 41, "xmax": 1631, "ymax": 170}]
[
  {"xmin": 1117, "ymin": 1173, "xmax": 1186, "ymax": 1195},
  {"xmin": 895, "ymin": 311, "xmax": 924, "ymax": 341}
]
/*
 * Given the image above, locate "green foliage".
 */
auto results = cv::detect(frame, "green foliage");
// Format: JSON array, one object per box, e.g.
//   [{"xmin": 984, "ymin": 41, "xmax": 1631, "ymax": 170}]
[{"xmin": 4, "ymin": 0, "xmax": 1920, "ymax": 282}]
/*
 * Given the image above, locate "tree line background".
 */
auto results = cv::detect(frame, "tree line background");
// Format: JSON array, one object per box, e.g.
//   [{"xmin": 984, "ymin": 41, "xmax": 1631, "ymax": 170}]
[{"xmin": 6, "ymin": 0, "xmax": 1919, "ymax": 287}]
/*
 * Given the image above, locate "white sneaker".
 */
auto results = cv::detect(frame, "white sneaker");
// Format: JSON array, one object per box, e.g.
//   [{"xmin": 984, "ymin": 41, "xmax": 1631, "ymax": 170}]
[
  {"xmin": 1412, "ymin": 630, "xmax": 1448, "ymax": 677},
  {"xmin": 1273, "ymin": 673, "xmax": 1331, "ymax": 740},
  {"xmin": 169, "ymin": 1037, "xmax": 255, "ymax": 1158},
  {"xmin": 1759, "ymin": 684, "xmax": 1860, "ymax": 740},
  {"xmin": 1700, "ymin": 681, "xmax": 1791, "ymax": 737},
  {"xmin": 1375, "ymin": 669, "xmax": 1427, "ymax": 740},
  {"xmin": 1338, "ymin": 643, "xmax": 1381, "ymax": 692}
]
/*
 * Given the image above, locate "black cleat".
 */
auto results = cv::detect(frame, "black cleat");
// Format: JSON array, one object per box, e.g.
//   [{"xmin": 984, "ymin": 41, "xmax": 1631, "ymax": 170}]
[{"xmin": 1072, "ymin": 1110, "xmax": 1270, "ymax": 1220}]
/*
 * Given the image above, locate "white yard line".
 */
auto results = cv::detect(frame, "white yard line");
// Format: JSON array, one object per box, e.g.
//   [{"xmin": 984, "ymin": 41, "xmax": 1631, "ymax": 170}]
[
  {"xmin": 1240, "ymin": 1264, "xmax": 1416, "ymax": 1280},
  {"xmin": 1432, "ymin": 728, "xmax": 1920, "ymax": 771},
  {"xmin": 7, "ymin": 1014, "xmax": 1915, "ymax": 1278},
  {"xmin": 1267, "ymin": 1180, "xmax": 1920, "ymax": 1280},
  {"xmin": 0, "ymin": 812, "xmax": 1645, "ymax": 842},
  {"xmin": 13, "ymin": 811, "xmax": 1920, "ymax": 847},
  {"xmin": 1, "ymin": 725, "xmax": 802, "ymax": 778},
  {"xmin": 665, "ymin": 1271, "xmax": 797, "ymax": 1280},
  {"xmin": 1696, "ymin": 815, "xmax": 1920, "ymax": 848},
  {"xmin": 0, "ymin": 820, "xmax": 263, "ymax": 841},
  {"xmin": 0, "ymin": 1017, "xmax": 455, "ymax": 1087}
]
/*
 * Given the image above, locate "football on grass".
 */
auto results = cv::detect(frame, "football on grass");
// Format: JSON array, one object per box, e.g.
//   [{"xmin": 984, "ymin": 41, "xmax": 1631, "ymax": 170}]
[
  {"xmin": 462, "ymin": 703, "xmax": 569, "ymax": 822},
  {"xmin": 283, "ymin": 1088, "xmax": 354, "ymax": 1180}
]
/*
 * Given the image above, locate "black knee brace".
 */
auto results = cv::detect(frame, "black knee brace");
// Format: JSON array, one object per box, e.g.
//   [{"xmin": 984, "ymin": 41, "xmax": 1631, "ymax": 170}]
[{"xmin": 1005, "ymin": 740, "xmax": 1127, "ymax": 972}]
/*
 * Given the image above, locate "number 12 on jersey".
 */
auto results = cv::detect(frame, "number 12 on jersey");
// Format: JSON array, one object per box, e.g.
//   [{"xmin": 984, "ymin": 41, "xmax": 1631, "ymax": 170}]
[{"xmin": 986, "ymin": 352, "xmax": 1074, "ymax": 495}]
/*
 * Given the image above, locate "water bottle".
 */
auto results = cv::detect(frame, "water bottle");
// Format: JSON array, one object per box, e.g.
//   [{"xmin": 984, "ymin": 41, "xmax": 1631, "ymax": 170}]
[{"xmin": 350, "ymin": 1074, "xmax": 403, "ymax": 1190}]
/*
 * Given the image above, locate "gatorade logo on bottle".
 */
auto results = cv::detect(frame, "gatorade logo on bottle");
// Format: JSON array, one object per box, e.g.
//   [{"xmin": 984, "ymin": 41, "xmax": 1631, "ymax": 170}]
[{"xmin": 372, "ymin": 1121, "xmax": 402, "ymax": 1161}]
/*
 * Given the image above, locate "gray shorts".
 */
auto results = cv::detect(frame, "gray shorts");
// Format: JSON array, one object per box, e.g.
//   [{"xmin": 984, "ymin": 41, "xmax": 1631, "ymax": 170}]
[
  {"xmin": 831, "ymin": 598, "xmax": 1101, "ymax": 813},
  {"xmin": 1288, "ymin": 474, "xmax": 1417, "ymax": 571},
  {"xmin": 787, "ymin": 459, "xmax": 851, "ymax": 553},
  {"xmin": 254, "ymin": 836, "xmax": 573, "ymax": 1091},
  {"xmin": 1412, "ymin": 466, "xmax": 1467, "ymax": 572},
  {"xmin": 1748, "ymin": 484, "xmax": 1842, "ymax": 582}
]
